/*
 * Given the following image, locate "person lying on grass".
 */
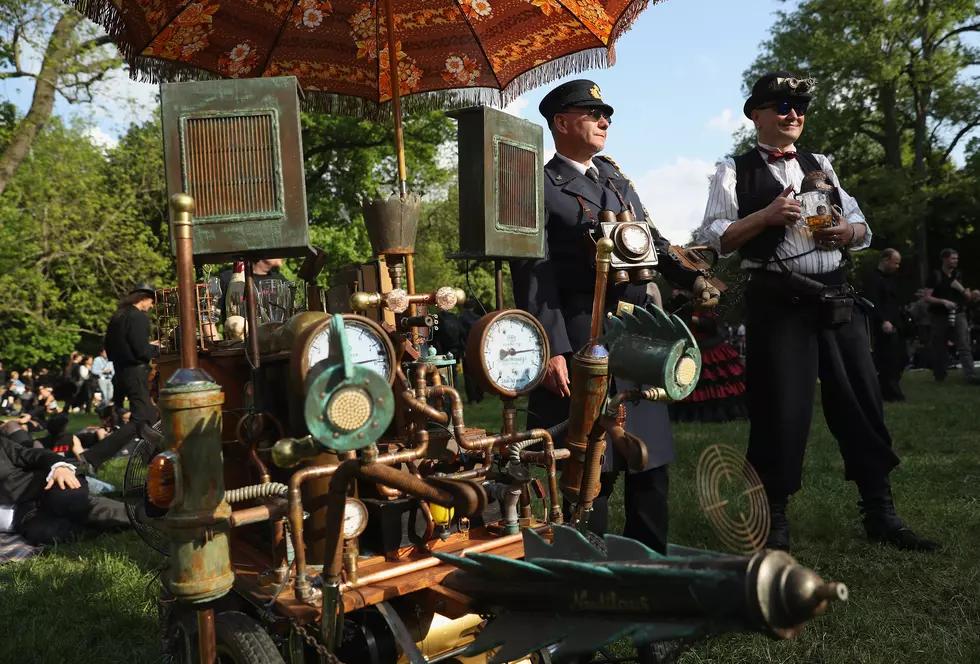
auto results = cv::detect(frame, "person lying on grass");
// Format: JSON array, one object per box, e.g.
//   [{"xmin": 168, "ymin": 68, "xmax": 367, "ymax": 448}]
[{"xmin": 0, "ymin": 430, "xmax": 129, "ymax": 546}]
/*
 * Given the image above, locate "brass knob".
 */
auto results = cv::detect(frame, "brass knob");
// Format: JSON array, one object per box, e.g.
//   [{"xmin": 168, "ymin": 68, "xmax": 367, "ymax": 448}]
[
  {"xmin": 170, "ymin": 193, "xmax": 195, "ymax": 215},
  {"xmin": 350, "ymin": 292, "xmax": 382, "ymax": 311},
  {"xmin": 596, "ymin": 238, "xmax": 615, "ymax": 263}
]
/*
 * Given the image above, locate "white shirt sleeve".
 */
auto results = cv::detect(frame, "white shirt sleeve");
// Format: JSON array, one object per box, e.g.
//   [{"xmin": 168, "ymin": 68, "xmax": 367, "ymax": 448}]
[
  {"xmin": 45, "ymin": 462, "xmax": 77, "ymax": 485},
  {"xmin": 816, "ymin": 155, "xmax": 872, "ymax": 250},
  {"xmin": 697, "ymin": 158, "xmax": 740, "ymax": 258}
]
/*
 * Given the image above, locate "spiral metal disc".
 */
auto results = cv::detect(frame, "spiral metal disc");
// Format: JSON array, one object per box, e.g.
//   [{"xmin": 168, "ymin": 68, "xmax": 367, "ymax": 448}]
[{"xmin": 696, "ymin": 444, "xmax": 769, "ymax": 555}]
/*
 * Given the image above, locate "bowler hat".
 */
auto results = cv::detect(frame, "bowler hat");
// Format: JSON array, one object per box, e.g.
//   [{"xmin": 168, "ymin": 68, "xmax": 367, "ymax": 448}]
[
  {"xmin": 129, "ymin": 283, "xmax": 157, "ymax": 298},
  {"xmin": 539, "ymin": 79, "xmax": 614, "ymax": 122},
  {"xmin": 743, "ymin": 71, "xmax": 815, "ymax": 118}
]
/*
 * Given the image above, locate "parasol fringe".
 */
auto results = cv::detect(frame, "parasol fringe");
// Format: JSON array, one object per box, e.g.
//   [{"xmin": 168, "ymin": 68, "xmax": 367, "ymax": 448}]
[{"xmin": 64, "ymin": 0, "xmax": 141, "ymax": 63}]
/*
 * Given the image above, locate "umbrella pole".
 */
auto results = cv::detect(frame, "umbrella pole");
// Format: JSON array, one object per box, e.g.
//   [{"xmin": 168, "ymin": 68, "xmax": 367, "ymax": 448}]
[{"xmin": 384, "ymin": 0, "xmax": 408, "ymax": 199}]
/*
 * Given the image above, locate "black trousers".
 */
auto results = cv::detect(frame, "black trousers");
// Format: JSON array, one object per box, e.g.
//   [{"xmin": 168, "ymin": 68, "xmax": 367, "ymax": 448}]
[
  {"xmin": 562, "ymin": 465, "xmax": 669, "ymax": 554},
  {"xmin": 744, "ymin": 279, "xmax": 900, "ymax": 501},
  {"xmin": 84, "ymin": 364, "xmax": 158, "ymax": 469},
  {"xmin": 873, "ymin": 330, "xmax": 907, "ymax": 401},
  {"xmin": 15, "ymin": 476, "xmax": 129, "ymax": 546}
]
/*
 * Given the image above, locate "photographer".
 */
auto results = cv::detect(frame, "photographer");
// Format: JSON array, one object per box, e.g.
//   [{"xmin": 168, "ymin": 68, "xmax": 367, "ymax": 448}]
[{"xmin": 923, "ymin": 248, "xmax": 979, "ymax": 383}]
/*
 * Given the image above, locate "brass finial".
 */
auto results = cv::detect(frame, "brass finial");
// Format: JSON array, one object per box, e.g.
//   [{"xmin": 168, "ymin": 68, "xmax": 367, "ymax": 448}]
[
  {"xmin": 170, "ymin": 193, "xmax": 195, "ymax": 239},
  {"xmin": 350, "ymin": 292, "xmax": 382, "ymax": 312},
  {"xmin": 596, "ymin": 238, "xmax": 615, "ymax": 264},
  {"xmin": 170, "ymin": 192, "xmax": 195, "ymax": 215}
]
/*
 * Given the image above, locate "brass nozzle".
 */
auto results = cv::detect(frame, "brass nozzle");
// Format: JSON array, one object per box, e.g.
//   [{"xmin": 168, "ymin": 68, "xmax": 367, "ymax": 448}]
[
  {"xmin": 170, "ymin": 193, "xmax": 195, "ymax": 238},
  {"xmin": 350, "ymin": 291, "xmax": 382, "ymax": 311},
  {"xmin": 596, "ymin": 238, "xmax": 615, "ymax": 264}
]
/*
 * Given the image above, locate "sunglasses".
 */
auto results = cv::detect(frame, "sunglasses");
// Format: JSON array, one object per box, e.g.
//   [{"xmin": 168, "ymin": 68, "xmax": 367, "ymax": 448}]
[
  {"xmin": 759, "ymin": 100, "xmax": 809, "ymax": 116},
  {"xmin": 563, "ymin": 107, "xmax": 611, "ymax": 124}
]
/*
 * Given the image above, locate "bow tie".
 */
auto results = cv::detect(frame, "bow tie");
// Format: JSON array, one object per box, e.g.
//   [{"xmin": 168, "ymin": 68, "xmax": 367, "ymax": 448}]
[{"xmin": 761, "ymin": 147, "xmax": 798, "ymax": 164}]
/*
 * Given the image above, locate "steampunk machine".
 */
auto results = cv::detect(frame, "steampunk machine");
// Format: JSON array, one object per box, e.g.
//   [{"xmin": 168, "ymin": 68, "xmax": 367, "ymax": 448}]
[{"xmin": 129, "ymin": 77, "xmax": 848, "ymax": 664}]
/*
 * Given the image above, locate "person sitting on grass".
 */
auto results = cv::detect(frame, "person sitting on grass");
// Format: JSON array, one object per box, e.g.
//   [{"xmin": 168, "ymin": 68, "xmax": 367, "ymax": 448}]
[{"xmin": 0, "ymin": 426, "xmax": 129, "ymax": 546}]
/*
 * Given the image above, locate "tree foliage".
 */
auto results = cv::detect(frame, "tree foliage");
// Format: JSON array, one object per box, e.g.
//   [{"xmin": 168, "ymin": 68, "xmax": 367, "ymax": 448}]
[
  {"xmin": 0, "ymin": 0, "xmax": 121, "ymax": 197},
  {"xmin": 0, "ymin": 118, "xmax": 168, "ymax": 368},
  {"xmin": 742, "ymin": 0, "xmax": 980, "ymax": 283}
]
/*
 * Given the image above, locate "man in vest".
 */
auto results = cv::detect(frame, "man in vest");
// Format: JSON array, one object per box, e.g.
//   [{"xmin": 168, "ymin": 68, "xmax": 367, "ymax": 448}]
[
  {"xmin": 512, "ymin": 79, "xmax": 719, "ymax": 554},
  {"xmin": 698, "ymin": 71, "xmax": 936, "ymax": 552}
]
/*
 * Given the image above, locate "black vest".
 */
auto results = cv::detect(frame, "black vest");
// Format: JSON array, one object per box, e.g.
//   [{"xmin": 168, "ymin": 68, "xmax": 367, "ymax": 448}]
[{"xmin": 734, "ymin": 149, "xmax": 842, "ymax": 262}]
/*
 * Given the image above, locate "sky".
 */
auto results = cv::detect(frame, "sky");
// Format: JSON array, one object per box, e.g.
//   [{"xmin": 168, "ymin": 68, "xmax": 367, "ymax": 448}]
[{"xmin": 2, "ymin": 0, "xmax": 795, "ymax": 243}]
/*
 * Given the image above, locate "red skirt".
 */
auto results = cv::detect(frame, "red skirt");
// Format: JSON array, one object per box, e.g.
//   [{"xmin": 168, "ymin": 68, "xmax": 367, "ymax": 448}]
[{"xmin": 669, "ymin": 335, "xmax": 747, "ymax": 423}]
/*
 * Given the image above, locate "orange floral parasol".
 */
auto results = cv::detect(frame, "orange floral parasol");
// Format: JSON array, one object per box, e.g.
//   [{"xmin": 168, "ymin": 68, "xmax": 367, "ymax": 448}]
[{"xmin": 70, "ymin": 0, "xmax": 658, "ymax": 116}]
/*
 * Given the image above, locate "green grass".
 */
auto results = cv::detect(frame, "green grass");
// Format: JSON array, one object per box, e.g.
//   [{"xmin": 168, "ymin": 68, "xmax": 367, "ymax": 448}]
[{"xmin": 2, "ymin": 372, "xmax": 979, "ymax": 663}]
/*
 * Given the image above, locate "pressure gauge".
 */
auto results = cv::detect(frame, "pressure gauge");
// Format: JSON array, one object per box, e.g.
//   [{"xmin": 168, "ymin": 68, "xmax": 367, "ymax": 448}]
[
  {"xmin": 466, "ymin": 310, "xmax": 550, "ymax": 398},
  {"xmin": 293, "ymin": 314, "xmax": 396, "ymax": 389},
  {"xmin": 615, "ymin": 223, "xmax": 652, "ymax": 259},
  {"xmin": 343, "ymin": 498, "xmax": 368, "ymax": 539}
]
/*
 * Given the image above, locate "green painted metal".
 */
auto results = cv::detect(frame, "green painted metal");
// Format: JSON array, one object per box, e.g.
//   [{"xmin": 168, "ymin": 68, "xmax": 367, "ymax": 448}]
[
  {"xmin": 600, "ymin": 303, "xmax": 702, "ymax": 401},
  {"xmin": 160, "ymin": 76, "xmax": 310, "ymax": 262},
  {"xmin": 158, "ymin": 369, "xmax": 234, "ymax": 604},
  {"xmin": 304, "ymin": 314, "xmax": 394, "ymax": 452},
  {"xmin": 449, "ymin": 106, "xmax": 545, "ymax": 260},
  {"xmin": 436, "ymin": 525, "xmax": 845, "ymax": 664}
]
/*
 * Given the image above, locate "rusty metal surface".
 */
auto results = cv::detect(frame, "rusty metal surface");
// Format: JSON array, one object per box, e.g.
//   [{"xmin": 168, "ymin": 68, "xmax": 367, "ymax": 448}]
[
  {"xmin": 450, "ymin": 106, "xmax": 545, "ymax": 260},
  {"xmin": 362, "ymin": 195, "xmax": 421, "ymax": 255},
  {"xmin": 560, "ymin": 349, "xmax": 609, "ymax": 505},
  {"xmin": 160, "ymin": 77, "xmax": 309, "ymax": 262}
]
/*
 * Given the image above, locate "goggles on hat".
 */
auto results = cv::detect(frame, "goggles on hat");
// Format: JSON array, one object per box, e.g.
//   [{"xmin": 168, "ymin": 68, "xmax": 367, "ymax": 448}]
[
  {"xmin": 758, "ymin": 99, "xmax": 809, "ymax": 117},
  {"xmin": 770, "ymin": 77, "xmax": 816, "ymax": 94},
  {"xmin": 561, "ymin": 107, "xmax": 611, "ymax": 124}
]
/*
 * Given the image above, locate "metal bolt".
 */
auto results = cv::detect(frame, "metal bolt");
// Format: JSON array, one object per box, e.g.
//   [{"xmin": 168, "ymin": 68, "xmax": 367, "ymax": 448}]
[
  {"xmin": 376, "ymin": 397, "xmax": 384, "ymax": 405},
  {"xmin": 333, "ymin": 432, "xmax": 340, "ymax": 439},
  {"xmin": 371, "ymin": 421, "xmax": 378, "ymax": 428},
  {"xmin": 364, "ymin": 380, "xmax": 370, "ymax": 387},
  {"xmin": 318, "ymin": 415, "xmax": 324, "ymax": 421},
  {"xmin": 357, "ymin": 433, "xmax": 364, "ymax": 439},
  {"xmin": 320, "ymin": 392, "xmax": 327, "ymax": 399}
]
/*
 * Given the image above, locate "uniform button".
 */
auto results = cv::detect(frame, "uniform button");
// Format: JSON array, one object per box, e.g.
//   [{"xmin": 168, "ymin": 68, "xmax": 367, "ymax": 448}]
[{"xmin": 790, "ymin": 296, "xmax": 800, "ymax": 304}]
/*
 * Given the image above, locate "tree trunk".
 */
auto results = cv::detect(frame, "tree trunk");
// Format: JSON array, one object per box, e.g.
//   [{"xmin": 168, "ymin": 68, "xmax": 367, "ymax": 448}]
[
  {"xmin": 912, "ymin": 0, "xmax": 933, "ymax": 286},
  {"xmin": 879, "ymin": 80, "xmax": 903, "ymax": 170},
  {"xmin": 0, "ymin": 11, "xmax": 83, "ymax": 198}
]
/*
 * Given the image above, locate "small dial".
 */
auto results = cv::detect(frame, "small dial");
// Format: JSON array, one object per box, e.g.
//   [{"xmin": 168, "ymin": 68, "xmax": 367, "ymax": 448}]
[
  {"xmin": 307, "ymin": 318, "xmax": 394, "ymax": 383},
  {"xmin": 478, "ymin": 311, "xmax": 548, "ymax": 396},
  {"xmin": 617, "ymin": 223, "xmax": 650, "ymax": 258},
  {"xmin": 343, "ymin": 498, "xmax": 368, "ymax": 539}
]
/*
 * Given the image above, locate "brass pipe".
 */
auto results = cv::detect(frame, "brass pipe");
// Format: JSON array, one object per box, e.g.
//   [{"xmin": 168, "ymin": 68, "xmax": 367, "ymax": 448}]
[
  {"xmin": 170, "ymin": 193, "xmax": 198, "ymax": 370},
  {"xmin": 197, "ymin": 608, "xmax": 216, "ymax": 664},
  {"xmin": 494, "ymin": 259, "xmax": 504, "ymax": 311},
  {"xmin": 248, "ymin": 445, "xmax": 271, "ymax": 484},
  {"xmin": 229, "ymin": 499, "xmax": 288, "ymax": 528},
  {"xmin": 383, "ymin": 0, "xmax": 407, "ymax": 198},
  {"xmin": 590, "ymin": 238, "xmax": 615, "ymax": 342},
  {"xmin": 572, "ymin": 424, "xmax": 607, "ymax": 527},
  {"xmin": 406, "ymin": 253, "xmax": 417, "ymax": 318},
  {"xmin": 344, "ymin": 526, "xmax": 550, "ymax": 591}
]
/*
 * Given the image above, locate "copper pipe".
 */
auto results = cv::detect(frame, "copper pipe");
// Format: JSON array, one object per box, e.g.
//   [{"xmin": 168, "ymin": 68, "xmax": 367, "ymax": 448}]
[
  {"xmin": 230, "ymin": 499, "xmax": 288, "ymax": 527},
  {"xmin": 197, "ymin": 608, "xmax": 216, "ymax": 664},
  {"xmin": 344, "ymin": 526, "xmax": 551, "ymax": 591},
  {"xmin": 590, "ymin": 238, "xmax": 615, "ymax": 342},
  {"xmin": 521, "ymin": 449, "xmax": 571, "ymax": 463},
  {"xmin": 502, "ymin": 399, "xmax": 517, "ymax": 436},
  {"xmin": 606, "ymin": 387, "xmax": 669, "ymax": 414},
  {"xmin": 170, "ymin": 194, "xmax": 198, "ymax": 370},
  {"xmin": 408, "ymin": 461, "xmax": 434, "ymax": 552},
  {"xmin": 248, "ymin": 445, "xmax": 271, "ymax": 484},
  {"xmin": 437, "ymin": 468, "xmax": 488, "ymax": 480},
  {"xmin": 244, "ymin": 262, "xmax": 261, "ymax": 369},
  {"xmin": 395, "ymin": 366, "xmax": 412, "ymax": 394},
  {"xmin": 322, "ymin": 461, "xmax": 485, "ymax": 587},
  {"xmin": 406, "ymin": 253, "xmax": 417, "ymax": 318},
  {"xmin": 572, "ymin": 424, "xmax": 607, "ymax": 525}
]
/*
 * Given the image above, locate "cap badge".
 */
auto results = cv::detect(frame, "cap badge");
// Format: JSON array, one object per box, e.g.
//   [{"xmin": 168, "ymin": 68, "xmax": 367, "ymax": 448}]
[{"xmin": 590, "ymin": 84, "xmax": 602, "ymax": 99}]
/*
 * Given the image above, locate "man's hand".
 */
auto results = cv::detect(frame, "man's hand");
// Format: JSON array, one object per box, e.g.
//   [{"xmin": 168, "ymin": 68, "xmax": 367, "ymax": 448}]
[
  {"xmin": 813, "ymin": 209, "xmax": 852, "ymax": 251},
  {"xmin": 692, "ymin": 275, "xmax": 720, "ymax": 310},
  {"xmin": 150, "ymin": 339, "xmax": 160, "ymax": 346},
  {"xmin": 882, "ymin": 321, "xmax": 894, "ymax": 333},
  {"xmin": 943, "ymin": 299, "xmax": 957, "ymax": 311},
  {"xmin": 45, "ymin": 466, "xmax": 81, "ymax": 491},
  {"xmin": 542, "ymin": 355, "xmax": 571, "ymax": 398},
  {"xmin": 762, "ymin": 185, "xmax": 801, "ymax": 226}
]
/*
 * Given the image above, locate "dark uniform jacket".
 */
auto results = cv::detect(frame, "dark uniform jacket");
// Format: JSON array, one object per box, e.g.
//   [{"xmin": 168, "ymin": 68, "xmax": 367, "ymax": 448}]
[
  {"xmin": 0, "ymin": 435, "xmax": 61, "ymax": 505},
  {"xmin": 104, "ymin": 306, "xmax": 159, "ymax": 370},
  {"xmin": 511, "ymin": 154, "xmax": 700, "ymax": 472},
  {"xmin": 868, "ymin": 269, "xmax": 903, "ymax": 329}
]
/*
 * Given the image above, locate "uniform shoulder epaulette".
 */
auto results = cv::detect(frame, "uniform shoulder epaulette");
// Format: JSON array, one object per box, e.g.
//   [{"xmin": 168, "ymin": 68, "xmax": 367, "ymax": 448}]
[{"xmin": 596, "ymin": 154, "xmax": 636, "ymax": 193}]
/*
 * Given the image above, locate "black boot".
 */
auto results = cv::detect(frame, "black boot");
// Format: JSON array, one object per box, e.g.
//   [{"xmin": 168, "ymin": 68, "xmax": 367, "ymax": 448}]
[
  {"xmin": 858, "ymin": 478, "xmax": 939, "ymax": 552},
  {"xmin": 765, "ymin": 499, "xmax": 791, "ymax": 552}
]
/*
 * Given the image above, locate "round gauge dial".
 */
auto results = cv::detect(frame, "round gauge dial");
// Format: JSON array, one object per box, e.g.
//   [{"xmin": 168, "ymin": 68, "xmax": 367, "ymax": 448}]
[
  {"xmin": 293, "ymin": 314, "xmax": 397, "ymax": 389},
  {"xmin": 466, "ymin": 310, "xmax": 550, "ymax": 398},
  {"xmin": 343, "ymin": 498, "xmax": 368, "ymax": 539},
  {"xmin": 616, "ymin": 223, "xmax": 650, "ymax": 258}
]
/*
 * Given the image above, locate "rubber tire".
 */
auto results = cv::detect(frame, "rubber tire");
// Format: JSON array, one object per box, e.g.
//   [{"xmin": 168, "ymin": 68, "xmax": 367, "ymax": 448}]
[{"xmin": 211, "ymin": 611, "xmax": 286, "ymax": 664}]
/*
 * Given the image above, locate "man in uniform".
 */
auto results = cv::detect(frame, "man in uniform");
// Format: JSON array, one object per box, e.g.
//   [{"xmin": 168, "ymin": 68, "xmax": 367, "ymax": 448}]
[
  {"xmin": 698, "ymin": 71, "xmax": 936, "ymax": 552},
  {"xmin": 868, "ymin": 248, "xmax": 907, "ymax": 401},
  {"xmin": 81, "ymin": 283, "xmax": 161, "ymax": 471},
  {"xmin": 511, "ymin": 79, "xmax": 717, "ymax": 554},
  {"xmin": 923, "ymin": 248, "xmax": 979, "ymax": 382}
]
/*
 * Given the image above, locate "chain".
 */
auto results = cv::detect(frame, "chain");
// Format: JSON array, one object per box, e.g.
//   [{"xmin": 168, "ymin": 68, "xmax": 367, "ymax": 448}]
[{"xmin": 289, "ymin": 618, "xmax": 346, "ymax": 664}]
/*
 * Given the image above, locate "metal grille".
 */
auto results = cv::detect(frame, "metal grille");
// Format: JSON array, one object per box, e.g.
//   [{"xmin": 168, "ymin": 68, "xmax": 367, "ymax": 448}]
[
  {"xmin": 495, "ymin": 140, "xmax": 538, "ymax": 232},
  {"xmin": 183, "ymin": 114, "xmax": 279, "ymax": 218}
]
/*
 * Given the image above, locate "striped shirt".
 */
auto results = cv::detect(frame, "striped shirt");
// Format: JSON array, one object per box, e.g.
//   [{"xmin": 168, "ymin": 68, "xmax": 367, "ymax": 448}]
[{"xmin": 697, "ymin": 144, "xmax": 872, "ymax": 275}]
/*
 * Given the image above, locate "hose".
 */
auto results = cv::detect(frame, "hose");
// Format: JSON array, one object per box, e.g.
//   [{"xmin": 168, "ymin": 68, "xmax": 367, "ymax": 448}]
[
  {"xmin": 225, "ymin": 482, "xmax": 288, "ymax": 503},
  {"xmin": 507, "ymin": 419, "xmax": 569, "ymax": 465}
]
